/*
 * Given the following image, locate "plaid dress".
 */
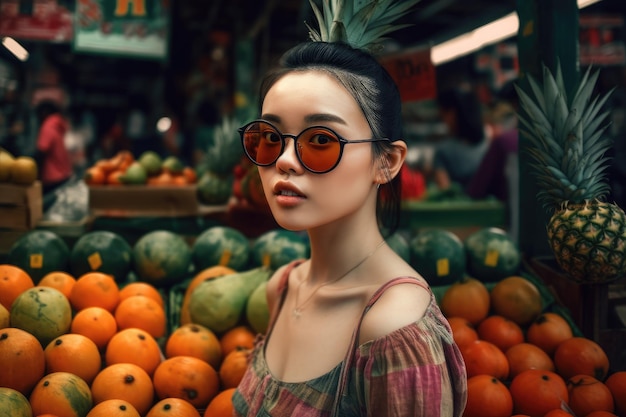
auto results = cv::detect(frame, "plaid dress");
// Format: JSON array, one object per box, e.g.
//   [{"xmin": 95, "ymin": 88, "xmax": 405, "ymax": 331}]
[{"xmin": 233, "ymin": 261, "xmax": 467, "ymax": 417}]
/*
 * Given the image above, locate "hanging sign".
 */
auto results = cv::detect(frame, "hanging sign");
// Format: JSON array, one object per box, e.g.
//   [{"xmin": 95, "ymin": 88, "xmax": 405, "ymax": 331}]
[
  {"xmin": 379, "ymin": 47, "xmax": 437, "ymax": 102},
  {"xmin": 0, "ymin": 0, "xmax": 74, "ymax": 42},
  {"xmin": 73, "ymin": 0, "xmax": 169, "ymax": 60}
]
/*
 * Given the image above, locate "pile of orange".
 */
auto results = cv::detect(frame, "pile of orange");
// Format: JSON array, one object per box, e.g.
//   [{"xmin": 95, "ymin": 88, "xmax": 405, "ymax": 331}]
[
  {"xmin": 0, "ymin": 263, "xmax": 259, "ymax": 417},
  {"xmin": 441, "ymin": 275, "xmax": 626, "ymax": 417}
]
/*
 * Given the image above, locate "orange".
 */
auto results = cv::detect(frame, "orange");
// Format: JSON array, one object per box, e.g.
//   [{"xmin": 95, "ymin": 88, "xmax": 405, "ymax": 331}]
[
  {"xmin": 440, "ymin": 277, "xmax": 490, "ymax": 325},
  {"xmin": 37, "ymin": 271, "xmax": 76, "ymax": 300},
  {"xmin": 0, "ymin": 303, "xmax": 8, "ymax": 329},
  {"xmin": 29, "ymin": 372, "xmax": 93, "ymax": 417},
  {"xmin": 0, "ymin": 327, "xmax": 45, "ymax": 396},
  {"xmin": 489, "ymin": 276, "xmax": 543, "ymax": 327},
  {"xmin": 219, "ymin": 349, "xmax": 249, "ymax": 389},
  {"xmin": 0, "ymin": 264, "xmax": 34, "ymax": 310},
  {"xmin": 69, "ymin": 272, "xmax": 120, "ymax": 312},
  {"xmin": 605, "ymin": 371, "xmax": 626, "ymax": 416},
  {"xmin": 554, "ymin": 337, "xmax": 610, "ymax": 381},
  {"xmin": 566, "ymin": 374, "xmax": 615, "ymax": 417},
  {"xmin": 220, "ymin": 325, "xmax": 256, "ymax": 357},
  {"xmin": 165, "ymin": 323, "xmax": 222, "ymax": 369},
  {"xmin": 146, "ymin": 397, "xmax": 202, "ymax": 417},
  {"xmin": 44, "ymin": 333, "xmax": 101, "ymax": 384},
  {"xmin": 70, "ymin": 306, "xmax": 118, "ymax": 351},
  {"xmin": 204, "ymin": 388, "xmax": 237, "ymax": 417},
  {"xmin": 505, "ymin": 342, "xmax": 555, "ymax": 379},
  {"xmin": 476, "ymin": 314, "xmax": 525, "ymax": 353},
  {"xmin": 526, "ymin": 312, "xmax": 574, "ymax": 356},
  {"xmin": 447, "ymin": 316, "xmax": 478, "ymax": 351},
  {"xmin": 114, "ymin": 295, "xmax": 167, "ymax": 339},
  {"xmin": 105, "ymin": 328, "xmax": 163, "ymax": 376},
  {"xmin": 509, "ymin": 369, "xmax": 569, "ymax": 417},
  {"xmin": 91, "ymin": 363, "xmax": 154, "ymax": 416},
  {"xmin": 543, "ymin": 410, "xmax": 574, "ymax": 417},
  {"xmin": 152, "ymin": 355, "xmax": 220, "ymax": 409},
  {"xmin": 119, "ymin": 282, "xmax": 164, "ymax": 308},
  {"xmin": 461, "ymin": 339, "xmax": 509, "ymax": 380},
  {"xmin": 86, "ymin": 399, "xmax": 141, "ymax": 417},
  {"xmin": 84, "ymin": 165, "xmax": 107, "ymax": 186},
  {"xmin": 463, "ymin": 374, "xmax": 513, "ymax": 417}
]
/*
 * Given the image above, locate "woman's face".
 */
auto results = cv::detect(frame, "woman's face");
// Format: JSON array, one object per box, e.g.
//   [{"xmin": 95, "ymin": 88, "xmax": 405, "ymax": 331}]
[{"xmin": 258, "ymin": 70, "xmax": 380, "ymax": 232}]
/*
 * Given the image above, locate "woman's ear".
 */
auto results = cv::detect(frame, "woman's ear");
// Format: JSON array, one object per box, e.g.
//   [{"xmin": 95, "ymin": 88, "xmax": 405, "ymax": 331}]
[{"xmin": 378, "ymin": 141, "xmax": 407, "ymax": 183}]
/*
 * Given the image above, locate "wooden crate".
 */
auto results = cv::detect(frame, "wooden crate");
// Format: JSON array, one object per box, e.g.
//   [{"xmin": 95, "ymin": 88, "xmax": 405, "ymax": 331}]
[
  {"xmin": 89, "ymin": 185, "xmax": 200, "ymax": 217},
  {"xmin": 0, "ymin": 181, "xmax": 43, "ymax": 230}
]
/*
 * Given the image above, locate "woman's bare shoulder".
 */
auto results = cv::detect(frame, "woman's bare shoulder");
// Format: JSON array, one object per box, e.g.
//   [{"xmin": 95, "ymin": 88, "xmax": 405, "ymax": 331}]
[{"xmin": 358, "ymin": 274, "xmax": 432, "ymax": 344}]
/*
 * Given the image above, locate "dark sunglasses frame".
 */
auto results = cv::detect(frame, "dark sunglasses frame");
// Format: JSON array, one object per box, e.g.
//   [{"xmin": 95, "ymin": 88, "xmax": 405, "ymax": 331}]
[{"xmin": 238, "ymin": 119, "xmax": 389, "ymax": 174}]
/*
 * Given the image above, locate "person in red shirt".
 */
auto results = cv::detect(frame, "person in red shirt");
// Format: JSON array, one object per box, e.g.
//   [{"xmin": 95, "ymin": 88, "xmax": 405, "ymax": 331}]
[{"xmin": 34, "ymin": 100, "xmax": 73, "ymax": 194}]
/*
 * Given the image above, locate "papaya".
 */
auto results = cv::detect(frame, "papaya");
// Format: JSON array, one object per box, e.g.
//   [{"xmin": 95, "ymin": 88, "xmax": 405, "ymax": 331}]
[
  {"xmin": 189, "ymin": 267, "xmax": 271, "ymax": 333},
  {"xmin": 246, "ymin": 281, "xmax": 269, "ymax": 334}
]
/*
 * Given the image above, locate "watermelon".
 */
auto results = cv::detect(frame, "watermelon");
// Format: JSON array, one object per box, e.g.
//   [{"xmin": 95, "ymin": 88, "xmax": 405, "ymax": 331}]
[
  {"xmin": 464, "ymin": 227, "xmax": 521, "ymax": 282},
  {"xmin": 385, "ymin": 232, "xmax": 410, "ymax": 263},
  {"xmin": 133, "ymin": 230, "xmax": 192, "ymax": 287},
  {"xmin": 197, "ymin": 171, "xmax": 233, "ymax": 205},
  {"xmin": 409, "ymin": 229, "xmax": 466, "ymax": 286},
  {"xmin": 70, "ymin": 231, "xmax": 132, "ymax": 282},
  {"xmin": 250, "ymin": 229, "xmax": 309, "ymax": 270},
  {"xmin": 192, "ymin": 226, "xmax": 250, "ymax": 271},
  {"xmin": 0, "ymin": 387, "xmax": 32, "ymax": 417},
  {"xmin": 7, "ymin": 230, "xmax": 70, "ymax": 284}
]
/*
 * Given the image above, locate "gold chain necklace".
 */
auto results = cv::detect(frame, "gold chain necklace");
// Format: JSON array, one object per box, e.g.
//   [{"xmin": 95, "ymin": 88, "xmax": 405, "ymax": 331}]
[{"xmin": 292, "ymin": 239, "xmax": 386, "ymax": 318}]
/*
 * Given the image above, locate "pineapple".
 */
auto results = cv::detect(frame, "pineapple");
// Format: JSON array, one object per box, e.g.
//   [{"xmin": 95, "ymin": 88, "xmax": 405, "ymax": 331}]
[
  {"xmin": 196, "ymin": 115, "xmax": 244, "ymax": 205},
  {"xmin": 306, "ymin": 0, "xmax": 421, "ymax": 51},
  {"xmin": 516, "ymin": 63, "xmax": 626, "ymax": 284}
]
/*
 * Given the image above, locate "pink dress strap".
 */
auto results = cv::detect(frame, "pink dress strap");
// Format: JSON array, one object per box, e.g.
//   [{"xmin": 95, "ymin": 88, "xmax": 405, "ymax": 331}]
[{"xmin": 332, "ymin": 276, "xmax": 430, "ymax": 415}]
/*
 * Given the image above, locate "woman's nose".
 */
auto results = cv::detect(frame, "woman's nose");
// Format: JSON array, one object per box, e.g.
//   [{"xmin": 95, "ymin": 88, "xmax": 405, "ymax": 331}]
[{"xmin": 275, "ymin": 137, "xmax": 303, "ymax": 174}]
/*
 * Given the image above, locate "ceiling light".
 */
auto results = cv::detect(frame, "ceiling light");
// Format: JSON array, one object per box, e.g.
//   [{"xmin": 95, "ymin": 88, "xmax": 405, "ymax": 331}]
[
  {"xmin": 431, "ymin": 0, "xmax": 603, "ymax": 65},
  {"xmin": 1, "ymin": 37, "xmax": 29, "ymax": 61}
]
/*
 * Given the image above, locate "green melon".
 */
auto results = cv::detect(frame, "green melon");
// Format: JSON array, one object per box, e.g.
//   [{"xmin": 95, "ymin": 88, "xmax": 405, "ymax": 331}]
[
  {"xmin": 0, "ymin": 387, "xmax": 33, "ymax": 417},
  {"xmin": 409, "ymin": 229, "xmax": 466, "ymax": 286},
  {"xmin": 386, "ymin": 232, "xmax": 410, "ymax": 263},
  {"xmin": 464, "ymin": 227, "xmax": 521, "ymax": 282},
  {"xmin": 10, "ymin": 287, "xmax": 72, "ymax": 347},
  {"xmin": 246, "ymin": 281, "xmax": 269, "ymax": 334},
  {"xmin": 192, "ymin": 226, "xmax": 250, "ymax": 271},
  {"xmin": 7, "ymin": 230, "xmax": 70, "ymax": 284},
  {"xmin": 70, "ymin": 231, "xmax": 132, "ymax": 282},
  {"xmin": 250, "ymin": 229, "xmax": 310, "ymax": 270},
  {"xmin": 197, "ymin": 171, "xmax": 233, "ymax": 205},
  {"xmin": 133, "ymin": 230, "xmax": 192, "ymax": 288}
]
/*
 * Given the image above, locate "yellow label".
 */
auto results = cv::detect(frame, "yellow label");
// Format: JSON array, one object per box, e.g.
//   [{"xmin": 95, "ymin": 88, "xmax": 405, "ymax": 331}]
[
  {"xmin": 484, "ymin": 250, "xmax": 499, "ymax": 267},
  {"xmin": 262, "ymin": 253, "xmax": 272, "ymax": 268},
  {"xmin": 218, "ymin": 250, "xmax": 232, "ymax": 266},
  {"xmin": 30, "ymin": 254, "xmax": 43, "ymax": 269},
  {"xmin": 436, "ymin": 258, "xmax": 450, "ymax": 276},
  {"xmin": 88, "ymin": 252, "xmax": 103, "ymax": 270}
]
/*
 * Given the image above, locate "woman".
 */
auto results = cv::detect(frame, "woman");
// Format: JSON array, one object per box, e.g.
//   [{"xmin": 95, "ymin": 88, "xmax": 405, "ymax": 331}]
[{"xmin": 234, "ymin": 41, "xmax": 467, "ymax": 416}]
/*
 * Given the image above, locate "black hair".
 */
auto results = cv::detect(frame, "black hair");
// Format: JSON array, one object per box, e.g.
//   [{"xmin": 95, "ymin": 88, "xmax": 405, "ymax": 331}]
[{"xmin": 257, "ymin": 41, "xmax": 404, "ymax": 235}]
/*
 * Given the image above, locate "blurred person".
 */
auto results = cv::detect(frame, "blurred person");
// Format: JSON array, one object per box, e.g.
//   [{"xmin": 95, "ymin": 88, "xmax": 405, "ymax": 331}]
[
  {"xmin": 431, "ymin": 86, "xmax": 488, "ymax": 190},
  {"xmin": 34, "ymin": 99, "xmax": 72, "ymax": 194}
]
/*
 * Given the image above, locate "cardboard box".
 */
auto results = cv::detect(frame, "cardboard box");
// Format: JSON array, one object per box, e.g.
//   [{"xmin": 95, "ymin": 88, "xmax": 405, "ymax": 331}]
[
  {"xmin": 0, "ymin": 181, "xmax": 43, "ymax": 230},
  {"xmin": 89, "ymin": 185, "xmax": 200, "ymax": 217}
]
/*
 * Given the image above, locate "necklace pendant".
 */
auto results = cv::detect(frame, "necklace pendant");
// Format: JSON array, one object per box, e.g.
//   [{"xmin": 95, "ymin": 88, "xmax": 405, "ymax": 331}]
[{"xmin": 293, "ymin": 308, "xmax": 302, "ymax": 318}]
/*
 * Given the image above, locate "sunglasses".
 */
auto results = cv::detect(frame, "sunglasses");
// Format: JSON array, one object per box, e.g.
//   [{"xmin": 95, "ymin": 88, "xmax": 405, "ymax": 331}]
[{"xmin": 239, "ymin": 120, "xmax": 390, "ymax": 174}]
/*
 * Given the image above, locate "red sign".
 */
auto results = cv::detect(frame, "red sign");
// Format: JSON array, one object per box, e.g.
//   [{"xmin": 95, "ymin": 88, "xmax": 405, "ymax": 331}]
[
  {"xmin": 0, "ymin": 0, "xmax": 73, "ymax": 42},
  {"xmin": 379, "ymin": 48, "xmax": 437, "ymax": 102}
]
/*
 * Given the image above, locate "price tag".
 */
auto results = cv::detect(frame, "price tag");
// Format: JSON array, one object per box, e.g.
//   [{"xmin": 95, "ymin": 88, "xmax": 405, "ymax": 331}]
[
  {"xmin": 219, "ymin": 250, "xmax": 232, "ymax": 266},
  {"xmin": 484, "ymin": 250, "xmax": 499, "ymax": 267},
  {"xmin": 88, "ymin": 252, "xmax": 103, "ymax": 270},
  {"xmin": 436, "ymin": 258, "xmax": 450, "ymax": 276},
  {"xmin": 30, "ymin": 254, "xmax": 43, "ymax": 269}
]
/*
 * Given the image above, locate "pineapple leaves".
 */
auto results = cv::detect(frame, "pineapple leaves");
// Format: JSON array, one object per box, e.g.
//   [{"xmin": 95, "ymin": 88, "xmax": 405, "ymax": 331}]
[
  {"xmin": 517, "ymin": 61, "xmax": 614, "ymax": 206},
  {"xmin": 306, "ymin": 0, "xmax": 421, "ymax": 50}
]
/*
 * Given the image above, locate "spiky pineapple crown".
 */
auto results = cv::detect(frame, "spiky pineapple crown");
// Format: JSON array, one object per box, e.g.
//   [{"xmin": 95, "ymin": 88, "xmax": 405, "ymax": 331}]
[
  {"xmin": 306, "ymin": 0, "xmax": 421, "ymax": 52},
  {"xmin": 515, "ymin": 63, "xmax": 614, "ymax": 210}
]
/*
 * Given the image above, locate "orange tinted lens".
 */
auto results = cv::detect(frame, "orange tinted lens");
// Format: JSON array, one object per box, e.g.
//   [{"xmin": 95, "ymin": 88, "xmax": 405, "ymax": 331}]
[
  {"xmin": 298, "ymin": 128, "xmax": 341, "ymax": 172},
  {"xmin": 244, "ymin": 122, "xmax": 282, "ymax": 165}
]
